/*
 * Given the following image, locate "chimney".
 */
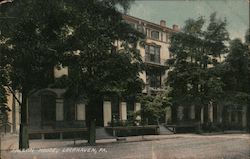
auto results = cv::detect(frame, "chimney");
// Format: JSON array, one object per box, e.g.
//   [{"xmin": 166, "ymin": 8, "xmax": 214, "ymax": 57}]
[
  {"xmin": 173, "ymin": 24, "xmax": 179, "ymax": 31},
  {"xmin": 160, "ymin": 20, "xmax": 166, "ymax": 27}
]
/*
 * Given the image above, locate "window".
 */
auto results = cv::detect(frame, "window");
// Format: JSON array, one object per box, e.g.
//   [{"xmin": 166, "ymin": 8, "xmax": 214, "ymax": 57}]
[
  {"xmin": 137, "ymin": 25, "xmax": 144, "ymax": 33},
  {"xmin": 111, "ymin": 96, "xmax": 120, "ymax": 120},
  {"xmin": 128, "ymin": 22, "xmax": 136, "ymax": 29},
  {"xmin": 151, "ymin": 31, "xmax": 159, "ymax": 40},
  {"xmin": 166, "ymin": 33, "xmax": 169, "ymax": 43},
  {"xmin": 146, "ymin": 28, "xmax": 150, "ymax": 37},
  {"xmin": 146, "ymin": 69, "xmax": 161, "ymax": 88},
  {"xmin": 127, "ymin": 101, "xmax": 134, "ymax": 112},
  {"xmin": 41, "ymin": 94, "xmax": 56, "ymax": 123},
  {"xmin": 145, "ymin": 44, "xmax": 160, "ymax": 63},
  {"xmin": 64, "ymin": 99, "xmax": 75, "ymax": 121},
  {"xmin": 76, "ymin": 103, "xmax": 85, "ymax": 121}
]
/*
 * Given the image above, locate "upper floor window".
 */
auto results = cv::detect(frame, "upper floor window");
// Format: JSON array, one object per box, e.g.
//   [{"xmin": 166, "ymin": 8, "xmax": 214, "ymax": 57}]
[
  {"xmin": 151, "ymin": 31, "xmax": 159, "ymax": 40},
  {"xmin": 137, "ymin": 25, "xmax": 144, "ymax": 34},
  {"xmin": 145, "ymin": 44, "xmax": 160, "ymax": 63},
  {"xmin": 166, "ymin": 33, "xmax": 170, "ymax": 43},
  {"xmin": 146, "ymin": 69, "xmax": 161, "ymax": 88},
  {"xmin": 54, "ymin": 65, "xmax": 68, "ymax": 78},
  {"xmin": 128, "ymin": 22, "xmax": 136, "ymax": 29},
  {"xmin": 145, "ymin": 28, "xmax": 150, "ymax": 37}
]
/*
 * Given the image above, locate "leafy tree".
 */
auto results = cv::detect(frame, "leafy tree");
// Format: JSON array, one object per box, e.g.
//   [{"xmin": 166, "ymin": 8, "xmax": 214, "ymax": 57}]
[
  {"xmin": 220, "ymin": 38, "xmax": 250, "ymax": 123},
  {"xmin": 245, "ymin": 28, "xmax": 249, "ymax": 44},
  {"xmin": 58, "ymin": 0, "xmax": 144, "ymax": 145},
  {"xmin": 246, "ymin": 30, "xmax": 250, "ymax": 129},
  {"xmin": 0, "ymin": 31, "xmax": 12, "ymax": 131},
  {"xmin": 139, "ymin": 91, "xmax": 171, "ymax": 125},
  {"xmin": 1, "ymin": 0, "xmax": 73, "ymax": 149},
  {"xmin": 223, "ymin": 39, "xmax": 249, "ymax": 93},
  {"xmin": 166, "ymin": 13, "xmax": 229, "ymax": 122},
  {"xmin": 1, "ymin": 0, "xmax": 142, "ymax": 148}
]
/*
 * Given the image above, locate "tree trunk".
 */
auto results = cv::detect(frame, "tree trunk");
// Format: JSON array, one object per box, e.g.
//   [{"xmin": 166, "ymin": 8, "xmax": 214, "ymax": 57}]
[
  {"xmin": 12, "ymin": 93, "xmax": 16, "ymax": 133},
  {"xmin": 19, "ymin": 92, "xmax": 29, "ymax": 150},
  {"xmin": 88, "ymin": 119, "xmax": 96, "ymax": 145},
  {"xmin": 87, "ymin": 97, "xmax": 97, "ymax": 145}
]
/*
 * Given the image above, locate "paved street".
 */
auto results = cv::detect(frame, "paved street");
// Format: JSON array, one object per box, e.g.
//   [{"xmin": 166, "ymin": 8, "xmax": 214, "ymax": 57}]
[{"xmin": 1, "ymin": 134, "xmax": 250, "ymax": 159}]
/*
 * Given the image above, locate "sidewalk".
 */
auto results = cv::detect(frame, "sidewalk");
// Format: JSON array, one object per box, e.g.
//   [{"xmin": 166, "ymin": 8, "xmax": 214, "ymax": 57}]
[
  {"xmin": 1, "ymin": 133, "xmax": 178, "ymax": 150},
  {"xmin": 1, "ymin": 133, "xmax": 250, "ymax": 151}
]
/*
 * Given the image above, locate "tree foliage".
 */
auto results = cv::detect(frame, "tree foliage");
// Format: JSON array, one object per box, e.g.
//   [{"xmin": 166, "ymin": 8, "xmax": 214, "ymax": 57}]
[
  {"xmin": 60, "ymin": 1, "xmax": 144, "ymax": 99},
  {"xmin": 138, "ymin": 91, "xmax": 172, "ymax": 124},
  {"xmin": 166, "ymin": 13, "xmax": 229, "ymax": 109},
  {"xmin": 1, "ymin": 0, "xmax": 143, "ymax": 147},
  {"xmin": 166, "ymin": 13, "xmax": 250, "ymax": 127},
  {"xmin": 220, "ymin": 38, "xmax": 250, "ymax": 108},
  {"xmin": 0, "ymin": 33, "xmax": 11, "ymax": 126},
  {"xmin": 2, "ymin": 0, "xmax": 141, "ymax": 95},
  {"xmin": 245, "ymin": 28, "xmax": 250, "ymax": 44}
]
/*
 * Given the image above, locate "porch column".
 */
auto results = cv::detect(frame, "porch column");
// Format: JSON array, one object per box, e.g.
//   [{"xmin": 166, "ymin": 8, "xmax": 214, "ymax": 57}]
[
  {"xmin": 201, "ymin": 107, "xmax": 204, "ymax": 124},
  {"xmin": 189, "ymin": 105, "xmax": 195, "ymax": 120},
  {"xmin": 165, "ymin": 107, "xmax": 172, "ymax": 124},
  {"xmin": 217, "ymin": 105, "xmax": 223, "ymax": 123},
  {"xmin": 208, "ymin": 104, "xmax": 213, "ymax": 122},
  {"xmin": 7, "ymin": 92, "xmax": 13, "ymax": 133},
  {"xmin": 56, "ymin": 99, "xmax": 64, "ymax": 121},
  {"xmin": 242, "ymin": 106, "xmax": 247, "ymax": 128},
  {"xmin": 177, "ymin": 106, "xmax": 184, "ymax": 121},
  {"xmin": 120, "ymin": 102, "xmax": 127, "ymax": 121},
  {"xmin": 76, "ymin": 103, "xmax": 86, "ymax": 120},
  {"xmin": 15, "ymin": 92, "xmax": 21, "ymax": 132},
  {"xmin": 134, "ymin": 103, "xmax": 141, "ymax": 121},
  {"xmin": 103, "ymin": 101, "xmax": 112, "ymax": 127}
]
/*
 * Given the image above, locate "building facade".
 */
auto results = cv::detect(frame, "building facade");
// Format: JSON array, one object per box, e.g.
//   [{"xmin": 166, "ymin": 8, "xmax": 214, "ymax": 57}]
[
  {"xmin": 122, "ymin": 15, "xmax": 179, "ymax": 96},
  {"xmin": 4, "ymin": 15, "xmax": 249, "ymax": 137}
]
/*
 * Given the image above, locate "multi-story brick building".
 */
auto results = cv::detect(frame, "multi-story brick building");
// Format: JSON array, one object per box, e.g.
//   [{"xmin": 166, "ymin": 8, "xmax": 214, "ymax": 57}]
[
  {"xmin": 123, "ymin": 15, "xmax": 179, "ymax": 95},
  {"xmin": 4, "ymin": 14, "xmax": 178, "ymax": 137},
  {"xmin": 4, "ymin": 15, "xmax": 249, "ymax": 138}
]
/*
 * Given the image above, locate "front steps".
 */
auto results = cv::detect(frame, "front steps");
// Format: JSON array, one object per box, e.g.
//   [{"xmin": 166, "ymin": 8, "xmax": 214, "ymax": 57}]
[{"xmin": 96, "ymin": 127, "xmax": 115, "ymax": 139}]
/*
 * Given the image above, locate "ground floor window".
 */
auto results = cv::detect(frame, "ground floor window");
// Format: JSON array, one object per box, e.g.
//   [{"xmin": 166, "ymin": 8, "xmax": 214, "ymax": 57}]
[
  {"xmin": 64, "ymin": 99, "xmax": 75, "ymax": 121},
  {"xmin": 111, "ymin": 96, "xmax": 120, "ymax": 120},
  {"xmin": 41, "ymin": 94, "xmax": 56, "ymax": 123}
]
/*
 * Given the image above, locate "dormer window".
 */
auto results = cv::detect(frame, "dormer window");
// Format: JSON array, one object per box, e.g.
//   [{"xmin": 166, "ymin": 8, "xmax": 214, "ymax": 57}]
[{"xmin": 151, "ymin": 31, "xmax": 159, "ymax": 40}]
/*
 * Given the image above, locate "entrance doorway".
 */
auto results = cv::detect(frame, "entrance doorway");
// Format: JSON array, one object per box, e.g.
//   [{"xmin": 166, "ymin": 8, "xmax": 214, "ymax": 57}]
[
  {"xmin": 86, "ymin": 99, "xmax": 103, "ymax": 127},
  {"xmin": 41, "ymin": 94, "xmax": 56, "ymax": 128}
]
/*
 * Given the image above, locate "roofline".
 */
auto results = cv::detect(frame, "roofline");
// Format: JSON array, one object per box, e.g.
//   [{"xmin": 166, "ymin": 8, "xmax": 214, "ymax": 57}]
[{"xmin": 122, "ymin": 14, "xmax": 178, "ymax": 32}]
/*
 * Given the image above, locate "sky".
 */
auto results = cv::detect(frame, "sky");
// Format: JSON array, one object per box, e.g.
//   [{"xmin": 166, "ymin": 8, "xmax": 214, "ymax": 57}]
[{"xmin": 128, "ymin": 0, "xmax": 249, "ymax": 41}]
